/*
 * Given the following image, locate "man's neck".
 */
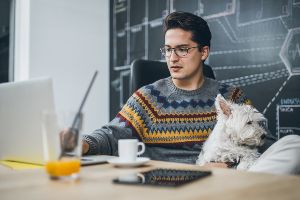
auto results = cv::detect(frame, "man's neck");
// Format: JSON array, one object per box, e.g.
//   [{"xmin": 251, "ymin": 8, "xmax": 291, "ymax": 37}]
[{"xmin": 172, "ymin": 74, "xmax": 205, "ymax": 91}]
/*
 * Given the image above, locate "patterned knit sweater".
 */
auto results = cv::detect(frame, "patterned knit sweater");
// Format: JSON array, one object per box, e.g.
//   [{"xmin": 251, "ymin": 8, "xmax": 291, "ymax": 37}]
[{"xmin": 83, "ymin": 77, "xmax": 249, "ymax": 164}]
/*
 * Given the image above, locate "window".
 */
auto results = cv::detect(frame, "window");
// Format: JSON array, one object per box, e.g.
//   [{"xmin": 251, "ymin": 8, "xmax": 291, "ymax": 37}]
[{"xmin": 0, "ymin": 0, "xmax": 14, "ymax": 83}]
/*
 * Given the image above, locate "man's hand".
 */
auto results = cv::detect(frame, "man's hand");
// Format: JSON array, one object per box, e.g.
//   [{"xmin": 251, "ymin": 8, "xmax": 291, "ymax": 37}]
[
  {"xmin": 82, "ymin": 140, "xmax": 89, "ymax": 154},
  {"xmin": 59, "ymin": 129, "xmax": 90, "ymax": 155},
  {"xmin": 202, "ymin": 162, "xmax": 228, "ymax": 168}
]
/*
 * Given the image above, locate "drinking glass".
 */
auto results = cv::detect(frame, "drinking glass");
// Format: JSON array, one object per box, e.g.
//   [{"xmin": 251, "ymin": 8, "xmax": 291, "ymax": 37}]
[{"xmin": 42, "ymin": 111, "xmax": 83, "ymax": 181}]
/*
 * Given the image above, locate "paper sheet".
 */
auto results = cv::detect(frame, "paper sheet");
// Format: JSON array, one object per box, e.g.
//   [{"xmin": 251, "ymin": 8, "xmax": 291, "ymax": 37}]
[{"xmin": 0, "ymin": 160, "xmax": 44, "ymax": 170}]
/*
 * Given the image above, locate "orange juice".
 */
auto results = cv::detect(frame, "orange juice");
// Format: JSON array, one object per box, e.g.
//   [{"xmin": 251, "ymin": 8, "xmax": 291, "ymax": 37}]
[{"xmin": 45, "ymin": 159, "xmax": 80, "ymax": 177}]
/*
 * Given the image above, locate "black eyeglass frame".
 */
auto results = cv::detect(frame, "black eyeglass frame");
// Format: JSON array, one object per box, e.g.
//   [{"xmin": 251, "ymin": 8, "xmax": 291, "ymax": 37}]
[{"xmin": 160, "ymin": 46, "xmax": 201, "ymax": 57}]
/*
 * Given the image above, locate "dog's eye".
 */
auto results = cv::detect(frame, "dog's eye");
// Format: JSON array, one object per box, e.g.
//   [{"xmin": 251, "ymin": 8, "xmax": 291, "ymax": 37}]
[{"xmin": 247, "ymin": 121, "xmax": 253, "ymax": 125}]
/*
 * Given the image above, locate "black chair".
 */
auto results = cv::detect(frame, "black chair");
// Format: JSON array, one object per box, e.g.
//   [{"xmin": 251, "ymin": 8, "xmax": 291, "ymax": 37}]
[{"xmin": 130, "ymin": 59, "xmax": 215, "ymax": 94}]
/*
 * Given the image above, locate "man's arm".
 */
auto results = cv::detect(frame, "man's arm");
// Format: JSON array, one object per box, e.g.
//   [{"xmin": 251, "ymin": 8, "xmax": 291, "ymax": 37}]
[
  {"xmin": 82, "ymin": 122, "xmax": 134, "ymax": 156},
  {"xmin": 81, "ymin": 92, "xmax": 145, "ymax": 156},
  {"xmin": 203, "ymin": 162, "xmax": 228, "ymax": 168}
]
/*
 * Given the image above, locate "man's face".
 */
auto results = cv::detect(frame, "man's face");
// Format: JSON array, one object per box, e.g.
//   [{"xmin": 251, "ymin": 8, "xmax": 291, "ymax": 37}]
[{"xmin": 164, "ymin": 28, "xmax": 209, "ymax": 81}]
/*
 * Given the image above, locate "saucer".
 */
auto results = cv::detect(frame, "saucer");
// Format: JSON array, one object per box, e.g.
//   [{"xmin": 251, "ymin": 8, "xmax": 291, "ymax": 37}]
[{"xmin": 108, "ymin": 157, "xmax": 150, "ymax": 167}]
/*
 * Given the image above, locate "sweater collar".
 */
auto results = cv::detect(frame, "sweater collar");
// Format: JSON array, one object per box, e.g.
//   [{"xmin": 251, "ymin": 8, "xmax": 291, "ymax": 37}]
[{"xmin": 166, "ymin": 77, "xmax": 209, "ymax": 96}]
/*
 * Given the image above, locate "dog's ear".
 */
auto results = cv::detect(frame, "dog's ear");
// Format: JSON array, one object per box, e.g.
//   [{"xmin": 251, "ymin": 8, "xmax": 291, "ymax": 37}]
[{"xmin": 215, "ymin": 94, "xmax": 231, "ymax": 117}]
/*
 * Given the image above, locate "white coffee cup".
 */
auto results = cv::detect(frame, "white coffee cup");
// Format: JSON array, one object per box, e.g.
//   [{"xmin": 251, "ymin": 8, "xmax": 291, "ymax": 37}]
[{"xmin": 118, "ymin": 139, "xmax": 145, "ymax": 162}]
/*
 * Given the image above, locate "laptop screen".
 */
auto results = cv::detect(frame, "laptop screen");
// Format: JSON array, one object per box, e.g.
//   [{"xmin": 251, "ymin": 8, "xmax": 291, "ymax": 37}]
[{"xmin": 0, "ymin": 77, "xmax": 56, "ymax": 164}]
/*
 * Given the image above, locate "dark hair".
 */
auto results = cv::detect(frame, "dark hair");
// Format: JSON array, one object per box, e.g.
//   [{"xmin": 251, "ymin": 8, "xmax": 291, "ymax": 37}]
[{"xmin": 163, "ymin": 11, "xmax": 212, "ymax": 48}]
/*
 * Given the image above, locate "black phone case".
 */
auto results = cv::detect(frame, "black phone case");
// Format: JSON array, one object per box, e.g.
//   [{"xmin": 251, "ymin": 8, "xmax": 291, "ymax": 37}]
[{"xmin": 113, "ymin": 168, "xmax": 212, "ymax": 187}]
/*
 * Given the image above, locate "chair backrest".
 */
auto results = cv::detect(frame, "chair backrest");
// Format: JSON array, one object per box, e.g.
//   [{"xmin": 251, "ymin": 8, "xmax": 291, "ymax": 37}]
[{"xmin": 130, "ymin": 59, "xmax": 215, "ymax": 94}]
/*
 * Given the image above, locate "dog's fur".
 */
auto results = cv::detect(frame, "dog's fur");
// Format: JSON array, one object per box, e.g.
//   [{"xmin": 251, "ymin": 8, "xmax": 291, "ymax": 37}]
[{"xmin": 196, "ymin": 94, "xmax": 267, "ymax": 170}]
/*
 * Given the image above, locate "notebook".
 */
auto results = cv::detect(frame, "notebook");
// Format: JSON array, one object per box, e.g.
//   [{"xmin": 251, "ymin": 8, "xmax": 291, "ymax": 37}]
[{"xmin": 0, "ymin": 77, "xmax": 113, "ymax": 166}]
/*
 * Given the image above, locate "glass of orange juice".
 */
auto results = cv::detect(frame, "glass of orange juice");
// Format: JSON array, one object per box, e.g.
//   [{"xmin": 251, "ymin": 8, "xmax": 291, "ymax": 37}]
[{"xmin": 42, "ymin": 111, "xmax": 83, "ymax": 181}]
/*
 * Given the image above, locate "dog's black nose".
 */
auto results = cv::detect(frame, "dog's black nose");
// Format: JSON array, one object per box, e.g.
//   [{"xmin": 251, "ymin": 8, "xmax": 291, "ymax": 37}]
[{"xmin": 261, "ymin": 134, "xmax": 266, "ymax": 140}]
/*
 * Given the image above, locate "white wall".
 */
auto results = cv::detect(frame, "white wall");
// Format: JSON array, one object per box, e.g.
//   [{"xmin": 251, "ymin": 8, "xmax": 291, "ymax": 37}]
[{"xmin": 14, "ymin": 0, "xmax": 109, "ymax": 134}]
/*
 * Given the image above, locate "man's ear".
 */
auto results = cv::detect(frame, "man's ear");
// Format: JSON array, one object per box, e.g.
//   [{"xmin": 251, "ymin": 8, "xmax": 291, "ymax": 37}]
[
  {"xmin": 215, "ymin": 94, "xmax": 231, "ymax": 117},
  {"xmin": 201, "ymin": 46, "xmax": 209, "ymax": 61}
]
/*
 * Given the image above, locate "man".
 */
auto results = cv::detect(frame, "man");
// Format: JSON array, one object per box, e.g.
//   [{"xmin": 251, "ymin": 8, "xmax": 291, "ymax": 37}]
[{"xmin": 82, "ymin": 12, "xmax": 300, "ymax": 174}]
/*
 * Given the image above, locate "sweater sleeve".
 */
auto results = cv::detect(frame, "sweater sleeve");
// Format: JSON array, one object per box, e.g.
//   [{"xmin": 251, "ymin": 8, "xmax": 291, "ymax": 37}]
[
  {"xmin": 219, "ymin": 83, "xmax": 251, "ymax": 105},
  {"xmin": 82, "ymin": 118, "xmax": 132, "ymax": 156},
  {"xmin": 82, "ymin": 92, "xmax": 145, "ymax": 156},
  {"xmin": 231, "ymin": 87, "xmax": 252, "ymax": 105}
]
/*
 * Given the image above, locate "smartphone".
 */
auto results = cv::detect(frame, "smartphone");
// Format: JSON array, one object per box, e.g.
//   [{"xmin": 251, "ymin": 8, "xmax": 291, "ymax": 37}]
[{"xmin": 113, "ymin": 168, "xmax": 212, "ymax": 187}]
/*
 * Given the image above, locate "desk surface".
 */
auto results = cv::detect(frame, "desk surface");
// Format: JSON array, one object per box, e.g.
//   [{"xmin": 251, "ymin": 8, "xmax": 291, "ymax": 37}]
[{"xmin": 1, "ymin": 160, "xmax": 300, "ymax": 200}]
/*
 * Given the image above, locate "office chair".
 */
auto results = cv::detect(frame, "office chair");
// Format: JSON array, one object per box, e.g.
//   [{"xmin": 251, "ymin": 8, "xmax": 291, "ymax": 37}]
[{"xmin": 130, "ymin": 59, "xmax": 215, "ymax": 94}]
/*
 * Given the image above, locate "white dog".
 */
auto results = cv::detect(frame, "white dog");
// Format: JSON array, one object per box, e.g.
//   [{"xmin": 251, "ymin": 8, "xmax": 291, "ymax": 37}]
[{"xmin": 196, "ymin": 94, "xmax": 267, "ymax": 170}]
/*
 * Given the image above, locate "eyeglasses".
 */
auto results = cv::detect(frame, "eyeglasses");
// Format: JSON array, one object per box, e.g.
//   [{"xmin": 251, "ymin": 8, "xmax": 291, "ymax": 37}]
[{"xmin": 160, "ymin": 46, "xmax": 199, "ymax": 57}]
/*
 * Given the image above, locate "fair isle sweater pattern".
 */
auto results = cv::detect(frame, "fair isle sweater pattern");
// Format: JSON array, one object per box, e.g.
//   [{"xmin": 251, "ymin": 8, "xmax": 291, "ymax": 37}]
[{"xmin": 116, "ymin": 77, "xmax": 249, "ymax": 147}]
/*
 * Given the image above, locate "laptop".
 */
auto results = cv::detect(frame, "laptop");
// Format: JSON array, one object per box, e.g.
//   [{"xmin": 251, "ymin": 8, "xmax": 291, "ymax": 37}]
[{"xmin": 0, "ymin": 77, "xmax": 113, "ymax": 166}]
